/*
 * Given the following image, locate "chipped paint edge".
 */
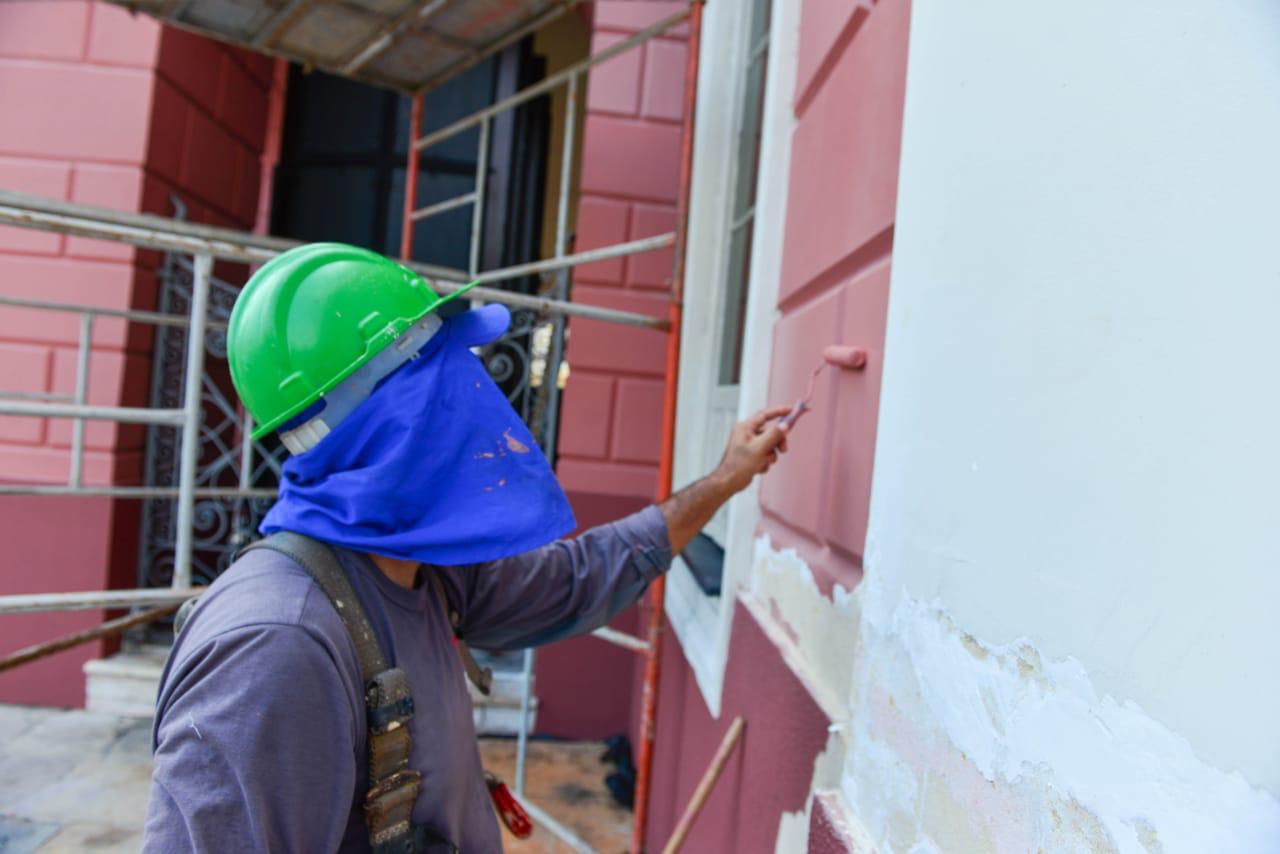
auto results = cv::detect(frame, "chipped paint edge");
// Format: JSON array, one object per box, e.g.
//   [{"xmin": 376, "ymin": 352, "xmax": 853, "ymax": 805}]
[{"xmin": 747, "ymin": 534, "xmax": 1280, "ymax": 853}]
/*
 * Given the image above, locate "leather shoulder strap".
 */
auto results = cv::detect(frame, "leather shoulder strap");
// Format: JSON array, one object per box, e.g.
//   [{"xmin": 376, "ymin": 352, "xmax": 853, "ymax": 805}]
[
  {"xmin": 242, "ymin": 532, "xmax": 388, "ymax": 686},
  {"xmin": 425, "ymin": 571, "xmax": 493, "ymax": 697}
]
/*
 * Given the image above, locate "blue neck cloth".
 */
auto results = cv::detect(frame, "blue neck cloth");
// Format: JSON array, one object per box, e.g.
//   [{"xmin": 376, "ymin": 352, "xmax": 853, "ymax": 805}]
[{"xmin": 260, "ymin": 307, "xmax": 576, "ymax": 565}]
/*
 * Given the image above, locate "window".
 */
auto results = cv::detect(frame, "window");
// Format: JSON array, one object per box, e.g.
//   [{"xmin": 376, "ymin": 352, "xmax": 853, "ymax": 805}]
[
  {"xmin": 719, "ymin": 0, "xmax": 771, "ymax": 388},
  {"xmin": 667, "ymin": 0, "xmax": 796, "ymax": 712}
]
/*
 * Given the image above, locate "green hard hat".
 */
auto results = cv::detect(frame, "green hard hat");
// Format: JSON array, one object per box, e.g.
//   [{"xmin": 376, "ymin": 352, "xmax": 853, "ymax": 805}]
[{"xmin": 227, "ymin": 243, "xmax": 478, "ymax": 440}]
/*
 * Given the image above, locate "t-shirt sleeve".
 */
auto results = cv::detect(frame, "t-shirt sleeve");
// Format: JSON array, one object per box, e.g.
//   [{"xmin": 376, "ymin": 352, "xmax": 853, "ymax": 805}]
[
  {"xmin": 143, "ymin": 623, "xmax": 359, "ymax": 853},
  {"xmin": 443, "ymin": 504, "xmax": 673, "ymax": 651}
]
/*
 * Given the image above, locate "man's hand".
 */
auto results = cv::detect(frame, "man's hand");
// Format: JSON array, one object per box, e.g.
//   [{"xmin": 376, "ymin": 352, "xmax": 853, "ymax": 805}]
[
  {"xmin": 711, "ymin": 405, "xmax": 793, "ymax": 495},
  {"xmin": 659, "ymin": 406, "xmax": 794, "ymax": 554}
]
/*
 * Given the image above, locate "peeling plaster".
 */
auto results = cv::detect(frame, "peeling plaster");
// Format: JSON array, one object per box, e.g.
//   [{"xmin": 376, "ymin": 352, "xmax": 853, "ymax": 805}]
[
  {"xmin": 749, "ymin": 535, "xmax": 860, "ymax": 717},
  {"xmin": 747, "ymin": 535, "xmax": 1280, "ymax": 852},
  {"xmin": 775, "ymin": 734, "xmax": 846, "ymax": 854}
]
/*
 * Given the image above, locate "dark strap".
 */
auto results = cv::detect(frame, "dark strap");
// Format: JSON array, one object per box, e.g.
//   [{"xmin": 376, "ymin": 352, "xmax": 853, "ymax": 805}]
[
  {"xmin": 425, "ymin": 571, "xmax": 493, "ymax": 696},
  {"xmin": 241, "ymin": 532, "xmax": 453, "ymax": 854},
  {"xmin": 242, "ymin": 531, "xmax": 388, "ymax": 683}
]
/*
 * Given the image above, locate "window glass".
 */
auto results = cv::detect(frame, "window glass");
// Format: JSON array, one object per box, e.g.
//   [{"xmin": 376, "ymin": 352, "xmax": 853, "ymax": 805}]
[{"xmin": 717, "ymin": 0, "xmax": 772, "ymax": 386}]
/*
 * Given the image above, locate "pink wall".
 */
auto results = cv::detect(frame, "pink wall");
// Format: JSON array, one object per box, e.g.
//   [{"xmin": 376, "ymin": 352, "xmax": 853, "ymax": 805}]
[
  {"xmin": 537, "ymin": 1, "xmax": 689, "ymax": 737},
  {"xmin": 638, "ymin": 1, "xmax": 912, "ymax": 850},
  {"xmin": 0, "ymin": 1, "xmax": 273, "ymax": 705},
  {"xmin": 555, "ymin": 1, "xmax": 687, "ymax": 501},
  {"xmin": 760, "ymin": 0, "xmax": 910, "ymax": 596}
]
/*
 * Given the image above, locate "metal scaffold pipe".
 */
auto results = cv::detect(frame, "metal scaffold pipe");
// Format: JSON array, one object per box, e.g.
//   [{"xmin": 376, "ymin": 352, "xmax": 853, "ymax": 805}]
[
  {"xmin": 633, "ymin": 2, "xmax": 704, "ymax": 850},
  {"xmin": 173, "ymin": 253, "xmax": 212, "ymax": 591},
  {"xmin": 0, "ymin": 191, "xmax": 668, "ymax": 329}
]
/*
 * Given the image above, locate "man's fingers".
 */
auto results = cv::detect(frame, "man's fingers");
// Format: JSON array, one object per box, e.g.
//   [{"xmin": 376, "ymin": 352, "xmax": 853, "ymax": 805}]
[
  {"xmin": 749, "ymin": 423, "xmax": 788, "ymax": 454},
  {"xmin": 747, "ymin": 405, "xmax": 796, "ymax": 433}
]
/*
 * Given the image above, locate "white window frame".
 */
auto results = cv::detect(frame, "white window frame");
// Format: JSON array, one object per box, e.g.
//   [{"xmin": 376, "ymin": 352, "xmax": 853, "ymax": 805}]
[{"xmin": 666, "ymin": 0, "xmax": 799, "ymax": 715}]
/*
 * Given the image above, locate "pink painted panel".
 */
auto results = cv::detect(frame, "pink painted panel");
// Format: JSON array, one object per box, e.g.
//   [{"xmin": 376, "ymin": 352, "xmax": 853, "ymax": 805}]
[
  {"xmin": 574, "ymin": 196, "xmax": 629, "ymax": 283},
  {"xmin": 0, "ymin": 62, "xmax": 152, "ymax": 163},
  {"xmin": 0, "ymin": 158, "xmax": 69, "ymax": 255},
  {"xmin": 0, "ymin": 342, "xmax": 51, "ymax": 444},
  {"xmin": 808, "ymin": 792, "xmax": 871, "ymax": 853},
  {"xmin": 558, "ymin": 372, "xmax": 615, "ymax": 459},
  {"xmin": 580, "ymin": 114, "xmax": 681, "ymax": 204},
  {"xmin": 533, "ymin": 490, "xmax": 648, "ymax": 738},
  {"xmin": 555, "ymin": 458, "xmax": 657, "ymax": 498},
  {"xmin": 641, "ymin": 602, "xmax": 831, "ymax": 850},
  {"xmin": 155, "ymin": 26, "xmax": 225, "ymax": 106},
  {"xmin": 146, "ymin": 78, "xmax": 189, "ymax": 185},
  {"xmin": 48, "ymin": 348, "xmax": 149, "ymax": 451},
  {"xmin": 778, "ymin": 0, "xmax": 910, "ymax": 304},
  {"xmin": 820, "ymin": 261, "xmax": 890, "ymax": 567},
  {"xmin": 231, "ymin": 145, "xmax": 264, "ymax": 226},
  {"xmin": 564, "ymin": 285, "xmax": 669, "ymax": 375},
  {"xmin": 586, "ymin": 31, "xmax": 642, "ymax": 117},
  {"xmin": 794, "ymin": 1, "xmax": 870, "ymax": 112},
  {"xmin": 594, "ymin": 0, "xmax": 689, "ymax": 35},
  {"xmin": 611, "ymin": 378, "xmax": 664, "ymax": 464},
  {"xmin": 0, "ymin": 496, "xmax": 115, "ymax": 706},
  {"xmin": 217, "ymin": 57, "xmax": 269, "ymax": 149},
  {"xmin": 0, "ymin": 1, "xmax": 89, "ymax": 61},
  {"xmin": 86, "ymin": 1, "xmax": 162, "ymax": 68},
  {"xmin": 625, "ymin": 202, "xmax": 675, "ymax": 290},
  {"xmin": 0, "ymin": 444, "xmax": 119, "ymax": 485},
  {"xmin": 760, "ymin": 289, "xmax": 842, "ymax": 535},
  {"xmin": 641, "ymin": 39, "xmax": 687, "ymax": 122},
  {"xmin": 181, "ymin": 107, "xmax": 243, "ymax": 216},
  {"xmin": 0, "ymin": 254, "xmax": 134, "ymax": 313},
  {"xmin": 67, "ymin": 164, "xmax": 144, "ymax": 261}
]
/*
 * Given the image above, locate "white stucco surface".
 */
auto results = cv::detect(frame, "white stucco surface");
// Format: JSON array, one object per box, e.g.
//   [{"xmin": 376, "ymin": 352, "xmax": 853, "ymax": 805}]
[{"xmin": 879, "ymin": 0, "xmax": 1280, "ymax": 796}]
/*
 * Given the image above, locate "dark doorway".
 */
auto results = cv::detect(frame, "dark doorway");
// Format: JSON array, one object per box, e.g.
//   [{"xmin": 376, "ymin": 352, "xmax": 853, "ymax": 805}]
[{"xmin": 270, "ymin": 42, "xmax": 549, "ymax": 283}]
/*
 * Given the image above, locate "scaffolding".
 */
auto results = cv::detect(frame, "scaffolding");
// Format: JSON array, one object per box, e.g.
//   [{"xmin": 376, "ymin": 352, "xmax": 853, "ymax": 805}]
[{"xmin": 0, "ymin": 2, "xmax": 703, "ymax": 852}]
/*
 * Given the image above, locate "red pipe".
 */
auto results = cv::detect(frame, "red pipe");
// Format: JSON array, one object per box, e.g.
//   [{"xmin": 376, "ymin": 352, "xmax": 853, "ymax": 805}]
[
  {"xmin": 401, "ymin": 93, "xmax": 424, "ymax": 260},
  {"xmin": 631, "ymin": 3, "xmax": 703, "ymax": 851}
]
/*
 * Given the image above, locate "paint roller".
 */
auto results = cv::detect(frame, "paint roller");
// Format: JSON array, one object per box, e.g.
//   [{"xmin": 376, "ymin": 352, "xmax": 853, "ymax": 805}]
[{"xmin": 777, "ymin": 345, "xmax": 867, "ymax": 430}]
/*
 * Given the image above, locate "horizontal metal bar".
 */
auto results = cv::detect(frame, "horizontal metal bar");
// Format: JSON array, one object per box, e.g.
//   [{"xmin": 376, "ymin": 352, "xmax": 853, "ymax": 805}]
[
  {"xmin": 590, "ymin": 625, "xmax": 651, "ymax": 654},
  {"xmin": 410, "ymin": 191, "xmax": 476, "ymax": 221},
  {"xmin": 0, "ymin": 189, "xmax": 295, "ymax": 255},
  {"xmin": 0, "ymin": 485, "xmax": 276, "ymax": 498},
  {"xmin": 0, "ymin": 401, "xmax": 185, "ymax": 425},
  {"xmin": 0, "ymin": 294, "xmax": 225, "ymax": 330},
  {"xmin": 0, "ymin": 192, "xmax": 668, "ymax": 328},
  {"xmin": 0, "ymin": 603, "xmax": 179, "ymax": 675},
  {"xmin": 0, "ymin": 390, "xmax": 73, "ymax": 402},
  {"xmin": 0, "ymin": 588, "xmax": 205, "ymax": 616},
  {"xmin": 0, "ymin": 202, "xmax": 277, "ymax": 264},
  {"xmin": 468, "ymin": 232, "xmax": 675, "ymax": 286},
  {"xmin": 415, "ymin": 5, "xmax": 691, "ymax": 152}
]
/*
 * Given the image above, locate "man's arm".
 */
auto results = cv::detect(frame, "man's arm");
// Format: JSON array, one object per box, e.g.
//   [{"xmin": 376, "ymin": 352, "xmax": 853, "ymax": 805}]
[
  {"xmin": 441, "ymin": 407, "xmax": 791, "ymax": 650},
  {"xmin": 144, "ymin": 624, "xmax": 358, "ymax": 853},
  {"xmin": 659, "ymin": 404, "xmax": 792, "ymax": 553}
]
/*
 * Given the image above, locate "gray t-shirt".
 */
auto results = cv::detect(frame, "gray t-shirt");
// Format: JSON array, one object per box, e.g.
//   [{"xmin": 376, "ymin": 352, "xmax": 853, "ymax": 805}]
[{"xmin": 143, "ymin": 506, "xmax": 671, "ymax": 853}]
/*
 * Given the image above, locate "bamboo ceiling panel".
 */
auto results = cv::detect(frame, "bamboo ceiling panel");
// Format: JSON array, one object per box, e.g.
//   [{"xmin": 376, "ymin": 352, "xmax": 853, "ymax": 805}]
[{"xmin": 106, "ymin": 0, "xmax": 575, "ymax": 93}]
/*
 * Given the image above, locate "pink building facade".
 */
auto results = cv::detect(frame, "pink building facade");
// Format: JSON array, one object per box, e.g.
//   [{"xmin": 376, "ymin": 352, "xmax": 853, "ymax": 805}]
[
  {"xmin": 10, "ymin": 0, "xmax": 1280, "ymax": 851},
  {"xmin": 0, "ymin": 1, "xmax": 273, "ymax": 706},
  {"xmin": 0, "ymin": 3, "xmax": 909, "ymax": 847}
]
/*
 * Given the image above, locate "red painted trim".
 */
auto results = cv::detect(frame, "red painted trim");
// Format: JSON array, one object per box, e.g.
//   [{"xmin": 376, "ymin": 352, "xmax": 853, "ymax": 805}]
[
  {"xmin": 252, "ymin": 59, "xmax": 289, "ymax": 236},
  {"xmin": 631, "ymin": 3, "xmax": 702, "ymax": 851},
  {"xmin": 400, "ymin": 94, "xmax": 423, "ymax": 261}
]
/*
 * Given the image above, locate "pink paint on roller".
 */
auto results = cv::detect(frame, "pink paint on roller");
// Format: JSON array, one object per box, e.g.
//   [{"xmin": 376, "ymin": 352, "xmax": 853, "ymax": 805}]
[
  {"xmin": 778, "ymin": 345, "xmax": 868, "ymax": 429},
  {"xmin": 822, "ymin": 345, "xmax": 867, "ymax": 370}
]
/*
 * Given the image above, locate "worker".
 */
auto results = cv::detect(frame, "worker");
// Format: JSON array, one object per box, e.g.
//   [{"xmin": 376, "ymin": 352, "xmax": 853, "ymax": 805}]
[{"xmin": 142, "ymin": 243, "xmax": 790, "ymax": 853}]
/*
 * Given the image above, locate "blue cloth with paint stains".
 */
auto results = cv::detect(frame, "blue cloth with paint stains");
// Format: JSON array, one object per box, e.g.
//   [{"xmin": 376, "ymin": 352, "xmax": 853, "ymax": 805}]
[{"xmin": 260, "ymin": 307, "xmax": 576, "ymax": 564}]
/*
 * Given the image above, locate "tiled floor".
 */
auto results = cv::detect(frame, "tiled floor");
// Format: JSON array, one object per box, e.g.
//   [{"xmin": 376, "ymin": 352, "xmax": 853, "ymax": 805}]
[{"xmin": 0, "ymin": 705, "xmax": 631, "ymax": 853}]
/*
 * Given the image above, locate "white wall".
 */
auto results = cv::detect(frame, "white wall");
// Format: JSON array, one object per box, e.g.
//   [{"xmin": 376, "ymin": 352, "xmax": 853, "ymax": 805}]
[{"xmin": 878, "ymin": 0, "xmax": 1280, "ymax": 803}]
